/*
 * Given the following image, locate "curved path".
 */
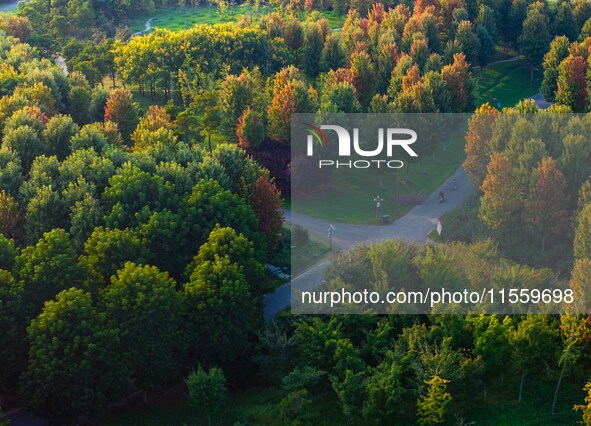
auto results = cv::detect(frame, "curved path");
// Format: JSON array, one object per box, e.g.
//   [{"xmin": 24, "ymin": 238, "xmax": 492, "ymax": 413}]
[
  {"xmin": 264, "ymin": 166, "xmax": 474, "ymax": 318},
  {"xmin": 131, "ymin": 17, "xmax": 154, "ymax": 36},
  {"xmin": 530, "ymin": 92, "xmax": 553, "ymax": 109}
]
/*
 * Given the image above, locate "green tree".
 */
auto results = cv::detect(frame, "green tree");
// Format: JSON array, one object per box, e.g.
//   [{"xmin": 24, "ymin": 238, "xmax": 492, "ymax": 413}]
[
  {"xmin": 131, "ymin": 105, "xmax": 173, "ymax": 149},
  {"xmin": 332, "ymin": 369, "xmax": 366, "ymax": 422},
  {"xmin": 574, "ymin": 0, "xmax": 591, "ymax": 28},
  {"xmin": 41, "ymin": 114, "xmax": 79, "ymax": 160},
  {"xmin": 0, "ymin": 150, "xmax": 23, "ymax": 197},
  {"xmin": 184, "ymin": 251, "xmax": 262, "ymax": 372},
  {"xmin": 24, "ymin": 185, "xmax": 67, "ymax": 245},
  {"xmin": 559, "ymin": 133, "xmax": 591, "ymax": 201},
  {"xmin": 476, "ymin": 5, "xmax": 498, "ymax": 41},
  {"xmin": 186, "ymin": 366, "xmax": 226, "ymax": 426},
  {"xmin": 575, "ymin": 382, "xmax": 591, "ymax": 425},
  {"xmin": 302, "ymin": 22, "xmax": 324, "ymax": 78},
  {"xmin": 575, "ymin": 203, "xmax": 591, "ymax": 259},
  {"xmin": 321, "ymin": 32, "xmax": 347, "ymax": 72},
  {"xmin": 102, "ymin": 164, "xmax": 172, "ymax": 229},
  {"xmin": 0, "ymin": 269, "xmax": 27, "ymax": 393},
  {"xmin": 80, "ymin": 227, "xmax": 148, "ymax": 288},
  {"xmin": 102, "ymin": 263, "xmax": 185, "ymax": 393},
  {"xmin": 21, "ymin": 288, "xmax": 126, "ymax": 424},
  {"xmin": 415, "ymin": 246, "xmax": 465, "ymax": 291},
  {"xmin": 508, "ymin": 315, "xmax": 559, "ymax": 402},
  {"xmin": 362, "ymin": 358, "xmax": 405, "ymax": 423},
  {"xmin": 349, "ymin": 51, "xmax": 376, "ymax": 108},
  {"xmin": 191, "ymin": 225, "xmax": 265, "ymax": 295},
  {"xmin": 581, "ymin": 18, "xmax": 591, "ymax": 39},
  {"xmin": 69, "ymin": 124, "xmax": 110, "ymax": 153},
  {"xmin": 14, "ymin": 229, "xmax": 84, "ymax": 318},
  {"xmin": 0, "ymin": 190, "xmax": 24, "ymax": 245},
  {"xmin": 455, "ymin": 21, "xmax": 480, "ymax": 66},
  {"xmin": 469, "ymin": 315, "xmax": 512, "ymax": 398},
  {"xmin": 570, "ymin": 259, "xmax": 591, "ymax": 310},
  {"xmin": 554, "ymin": 1, "xmax": 578, "ymax": 41},
  {"xmin": 0, "ymin": 234, "xmax": 16, "ymax": 271},
  {"xmin": 320, "ymin": 81, "xmax": 359, "ymax": 113},
  {"xmin": 183, "ymin": 178, "xmax": 263, "ymax": 256},
  {"xmin": 2, "ymin": 125, "xmax": 43, "ymax": 172},
  {"xmin": 67, "ymin": 75, "xmax": 93, "ymax": 125},
  {"xmin": 416, "ymin": 375, "xmax": 452, "ymax": 426},
  {"xmin": 476, "ymin": 25, "xmax": 495, "ymax": 67},
  {"xmin": 219, "ymin": 69, "xmax": 265, "ymax": 142},
  {"xmin": 542, "ymin": 36, "xmax": 571, "ymax": 102},
  {"xmin": 279, "ymin": 388, "xmax": 312, "ymax": 426},
  {"xmin": 553, "ymin": 315, "xmax": 591, "ymax": 416},
  {"xmin": 519, "ymin": 8, "xmax": 551, "ymax": 90}
]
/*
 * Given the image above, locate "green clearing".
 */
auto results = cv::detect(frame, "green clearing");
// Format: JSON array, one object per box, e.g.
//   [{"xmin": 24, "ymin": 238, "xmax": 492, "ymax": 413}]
[
  {"xmin": 489, "ymin": 44, "xmax": 519, "ymax": 63},
  {"xmin": 129, "ymin": 5, "xmax": 269, "ymax": 33},
  {"xmin": 291, "ymin": 231, "xmax": 333, "ymax": 275},
  {"xmin": 129, "ymin": 5, "xmax": 344, "ymax": 34},
  {"xmin": 292, "ymin": 130, "xmax": 466, "ymax": 224},
  {"xmin": 104, "ymin": 374, "xmax": 583, "ymax": 425},
  {"xmin": 101, "ymin": 75, "xmax": 166, "ymax": 112},
  {"xmin": 271, "ymin": 227, "xmax": 333, "ymax": 277},
  {"xmin": 475, "ymin": 59, "xmax": 541, "ymax": 109}
]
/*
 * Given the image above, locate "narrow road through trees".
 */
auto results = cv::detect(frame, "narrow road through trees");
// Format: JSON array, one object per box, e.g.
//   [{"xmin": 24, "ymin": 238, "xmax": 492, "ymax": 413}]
[{"xmin": 264, "ymin": 166, "xmax": 474, "ymax": 318}]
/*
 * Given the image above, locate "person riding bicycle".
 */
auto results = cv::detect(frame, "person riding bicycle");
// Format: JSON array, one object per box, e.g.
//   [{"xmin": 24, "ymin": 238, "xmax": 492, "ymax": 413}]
[
  {"xmin": 439, "ymin": 191, "xmax": 445, "ymax": 202},
  {"xmin": 452, "ymin": 178, "xmax": 457, "ymax": 190}
]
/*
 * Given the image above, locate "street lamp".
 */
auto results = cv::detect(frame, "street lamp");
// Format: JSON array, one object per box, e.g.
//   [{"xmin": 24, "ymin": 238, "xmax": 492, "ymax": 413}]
[
  {"xmin": 373, "ymin": 195, "xmax": 383, "ymax": 223},
  {"xmin": 327, "ymin": 224, "xmax": 336, "ymax": 250}
]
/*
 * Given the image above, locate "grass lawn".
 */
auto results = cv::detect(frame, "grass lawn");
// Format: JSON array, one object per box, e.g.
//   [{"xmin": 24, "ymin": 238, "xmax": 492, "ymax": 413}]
[
  {"xmin": 291, "ymin": 128, "xmax": 467, "ymax": 224},
  {"xmin": 129, "ymin": 5, "xmax": 345, "ymax": 34},
  {"xmin": 292, "ymin": 231, "xmax": 333, "ymax": 276},
  {"xmin": 271, "ymin": 226, "xmax": 333, "ymax": 277},
  {"xmin": 129, "ymin": 4, "xmax": 268, "ymax": 33},
  {"xmin": 475, "ymin": 59, "xmax": 541, "ymax": 109},
  {"xmin": 489, "ymin": 44, "xmax": 519, "ymax": 63},
  {"xmin": 102, "ymin": 75, "xmax": 167, "ymax": 111}
]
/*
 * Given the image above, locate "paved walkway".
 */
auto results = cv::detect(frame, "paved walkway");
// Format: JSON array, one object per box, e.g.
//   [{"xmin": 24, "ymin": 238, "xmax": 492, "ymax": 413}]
[
  {"xmin": 0, "ymin": 0, "xmax": 19, "ymax": 12},
  {"xmin": 131, "ymin": 17, "xmax": 154, "ymax": 36},
  {"xmin": 54, "ymin": 55, "xmax": 67, "ymax": 75},
  {"xmin": 529, "ymin": 92, "xmax": 553, "ymax": 110},
  {"xmin": 264, "ymin": 166, "xmax": 474, "ymax": 318},
  {"xmin": 4, "ymin": 408, "xmax": 47, "ymax": 426}
]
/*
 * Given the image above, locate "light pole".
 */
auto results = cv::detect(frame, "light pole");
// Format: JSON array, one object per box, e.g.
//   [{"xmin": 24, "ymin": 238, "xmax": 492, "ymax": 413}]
[
  {"xmin": 374, "ymin": 196, "xmax": 383, "ymax": 223},
  {"xmin": 327, "ymin": 224, "xmax": 336, "ymax": 250}
]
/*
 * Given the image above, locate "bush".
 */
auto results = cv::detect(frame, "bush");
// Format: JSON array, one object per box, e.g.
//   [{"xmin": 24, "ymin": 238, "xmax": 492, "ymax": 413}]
[
  {"xmin": 292, "ymin": 225, "xmax": 310, "ymax": 248},
  {"xmin": 185, "ymin": 365, "xmax": 226, "ymax": 426}
]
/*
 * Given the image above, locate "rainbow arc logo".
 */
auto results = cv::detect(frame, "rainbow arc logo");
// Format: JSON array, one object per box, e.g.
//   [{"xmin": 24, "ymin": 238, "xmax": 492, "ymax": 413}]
[{"xmin": 305, "ymin": 123, "xmax": 329, "ymax": 155}]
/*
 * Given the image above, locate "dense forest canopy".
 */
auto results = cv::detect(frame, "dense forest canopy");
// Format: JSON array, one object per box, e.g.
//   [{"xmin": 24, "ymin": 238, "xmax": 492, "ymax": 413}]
[{"xmin": 2, "ymin": 0, "xmax": 591, "ymax": 424}]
